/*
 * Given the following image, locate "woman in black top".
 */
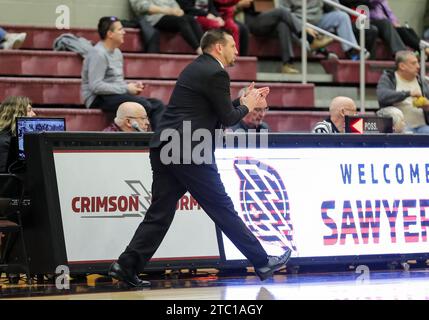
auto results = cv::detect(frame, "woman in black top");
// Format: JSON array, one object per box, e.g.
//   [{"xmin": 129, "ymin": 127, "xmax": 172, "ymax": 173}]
[{"xmin": 0, "ymin": 96, "xmax": 36, "ymax": 172}]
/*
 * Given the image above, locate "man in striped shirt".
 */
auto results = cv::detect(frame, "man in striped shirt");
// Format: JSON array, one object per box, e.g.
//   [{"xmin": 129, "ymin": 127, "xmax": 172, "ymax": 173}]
[{"xmin": 312, "ymin": 96, "xmax": 357, "ymax": 133}]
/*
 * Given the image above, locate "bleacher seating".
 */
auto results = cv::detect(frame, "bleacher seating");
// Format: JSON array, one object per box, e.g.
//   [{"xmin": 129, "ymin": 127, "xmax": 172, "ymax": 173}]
[
  {"xmin": 265, "ymin": 111, "xmax": 329, "ymax": 132},
  {"xmin": 1, "ymin": 23, "xmax": 401, "ymax": 132},
  {"xmin": 33, "ymin": 108, "xmax": 329, "ymax": 133},
  {"xmin": 3, "ymin": 24, "xmax": 394, "ymax": 60},
  {"xmin": 34, "ymin": 108, "xmax": 113, "ymax": 131},
  {"xmin": 0, "ymin": 50, "xmax": 257, "ymax": 81},
  {"xmin": 320, "ymin": 60, "xmax": 394, "ymax": 84},
  {"xmin": 0, "ymin": 77, "xmax": 314, "ymax": 107}
]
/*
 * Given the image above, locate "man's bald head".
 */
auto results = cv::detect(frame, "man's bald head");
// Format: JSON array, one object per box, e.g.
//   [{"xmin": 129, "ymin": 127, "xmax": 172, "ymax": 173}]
[
  {"xmin": 330, "ymin": 96, "xmax": 356, "ymax": 114},
  {"xmin": 329, "ymin": 96, "xmax": 357, "ymax": 132},
  {"xmin": 115, "ymin": 101, "xmax": 150, "ymax": 132}
]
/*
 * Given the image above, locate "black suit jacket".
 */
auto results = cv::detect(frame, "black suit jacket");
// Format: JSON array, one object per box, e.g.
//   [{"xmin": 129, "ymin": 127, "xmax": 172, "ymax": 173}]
[{"xmin": 150, "ymin": 53, "xmax": 249, "ymax": 160}]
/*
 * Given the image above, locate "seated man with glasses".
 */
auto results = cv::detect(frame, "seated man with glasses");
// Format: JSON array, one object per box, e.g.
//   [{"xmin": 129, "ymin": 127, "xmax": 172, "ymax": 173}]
[
  {"xmin": 229, "ymin": 87, "xmax": 271, "ymax": 132},
  {"xmin": 313, "ymin": 96, "xmax": 357, "ymax": 133},
  {"xmin": 103, "ymin": 101, "xmax": 151, "ymax": 132}
]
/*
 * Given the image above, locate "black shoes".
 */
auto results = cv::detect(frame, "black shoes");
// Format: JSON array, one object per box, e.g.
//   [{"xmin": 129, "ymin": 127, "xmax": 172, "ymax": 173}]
[
  {"xmin": 108, "ymin": 262, "xmax": 151, "ymax": 288},
  {"xmin": 255, "ymin": 247, "xmax": 292, "ymax": 281}
]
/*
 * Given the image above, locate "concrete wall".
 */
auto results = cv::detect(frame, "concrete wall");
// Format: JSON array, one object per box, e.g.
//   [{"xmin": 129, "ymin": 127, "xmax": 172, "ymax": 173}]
[
  {"xmin": 390, "ymin": 0, "xmax": 427, "ymax": 35},
  {"xmin": 0, "ymin": 0, "xmax": 133, "ymax": 29},
  {"xmin": 0, "ymin": 0, "xmax": 427, "ymax": 34}
]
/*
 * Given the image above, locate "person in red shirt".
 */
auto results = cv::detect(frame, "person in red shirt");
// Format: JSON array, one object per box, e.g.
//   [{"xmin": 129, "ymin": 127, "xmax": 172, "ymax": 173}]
[{"xmin": 214, "ymin": 0, "xmax": 245, "ymax": 55}]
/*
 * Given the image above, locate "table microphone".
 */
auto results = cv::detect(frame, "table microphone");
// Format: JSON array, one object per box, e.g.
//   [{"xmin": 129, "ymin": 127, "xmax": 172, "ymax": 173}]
[{"xmin": 131, "ymin": 122, "xmax": 142, "ymax": 132}]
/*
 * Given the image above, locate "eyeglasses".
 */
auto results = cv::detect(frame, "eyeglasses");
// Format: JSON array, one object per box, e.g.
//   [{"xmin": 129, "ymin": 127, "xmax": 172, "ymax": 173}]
[
  {"xmin": 342, "ymin": 108, "xmax": 358, "ymax": 116},
  {"xmin": 127, "ymin": 116, "xmax": 149, "ymax": 121},
  {"xmin": 254, "ymin": 107, "xmax": 269, "ymax": 113}
]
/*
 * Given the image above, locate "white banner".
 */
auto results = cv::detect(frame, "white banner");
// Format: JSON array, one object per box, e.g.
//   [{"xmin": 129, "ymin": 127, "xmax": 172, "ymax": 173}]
[
  {"xmin": 53, "ymin": 150, "xmax": 219, "ymax": 263},
  {"xmin": 216, "ymin": 148, "xmax": 429, "ymax": 260}
]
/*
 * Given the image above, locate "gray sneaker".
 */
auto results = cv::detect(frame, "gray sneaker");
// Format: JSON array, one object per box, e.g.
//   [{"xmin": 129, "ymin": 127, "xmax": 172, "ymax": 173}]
[{"xmin": 255, "ymin": 247, "xmax": 292, "ymax": 281}]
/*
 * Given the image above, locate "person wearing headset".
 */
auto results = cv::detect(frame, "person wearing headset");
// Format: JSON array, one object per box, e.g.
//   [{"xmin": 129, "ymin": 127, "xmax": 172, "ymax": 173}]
[{"xmin": 103, "ymin": 101, "xmax": 151, "ymax": 132}]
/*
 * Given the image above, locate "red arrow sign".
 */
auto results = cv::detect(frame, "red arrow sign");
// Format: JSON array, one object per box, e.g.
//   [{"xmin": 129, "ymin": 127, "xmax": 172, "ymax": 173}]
[{"xmin": 350, "ymin": 118, "xmax": 363, "ymax": 134}]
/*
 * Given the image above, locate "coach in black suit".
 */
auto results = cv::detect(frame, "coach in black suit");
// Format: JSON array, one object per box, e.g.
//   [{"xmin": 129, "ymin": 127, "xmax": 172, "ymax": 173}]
[{"xmin": 109, "ymin": 29, "xmax": 292, "ymax": 287}]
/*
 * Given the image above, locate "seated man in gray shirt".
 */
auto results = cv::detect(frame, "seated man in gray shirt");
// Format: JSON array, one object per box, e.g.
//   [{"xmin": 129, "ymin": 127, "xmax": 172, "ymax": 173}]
[{"xmin": 81, "ymin": 16, "xmax": 164, "ymax": 130}]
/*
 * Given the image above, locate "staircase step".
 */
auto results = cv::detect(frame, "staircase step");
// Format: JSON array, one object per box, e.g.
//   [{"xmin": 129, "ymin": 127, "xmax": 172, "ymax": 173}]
[
  {"xmin": 257, "ymin": 72, "xmax": 333, "ymax": 83},
  {"xmin": 0, "ymin": 50, "xmax": 256, "ymax": 81},
  {"xmin": 321, "ymin": 59, "xmax": 397, "ymax": 84},
  {"xmin": 3, "ymin": 24, "xmax": 394, "ymax": 60},
  {"xmin": 265, "ymin": 111, "xmax": 329, "ymax": 132},
  {"xmin": 315, "ymin": 86, "xmax": 379, "ymax": 109},
  {"xmin": 34, "ymin": 108, "xmax": 112, "ymax": 131},
  {"xmin": 0, "ymin": 77, "xmax": 314, "ymax": 107}
]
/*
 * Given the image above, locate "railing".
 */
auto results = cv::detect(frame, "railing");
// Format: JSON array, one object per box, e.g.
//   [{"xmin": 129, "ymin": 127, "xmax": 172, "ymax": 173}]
[
  {"xmin": 301, "ymin": 0, "xmax": 368, "ymax": 112},
  {"xmin": 420, "ymin": 40, "xmax": 429, "ymax": 81}
]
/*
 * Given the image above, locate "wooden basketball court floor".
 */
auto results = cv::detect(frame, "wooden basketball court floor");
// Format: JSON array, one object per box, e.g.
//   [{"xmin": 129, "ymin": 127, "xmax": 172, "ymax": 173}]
[{"xmin": 2, "ymin": 266, "xmax": 429, "ymax": 300}]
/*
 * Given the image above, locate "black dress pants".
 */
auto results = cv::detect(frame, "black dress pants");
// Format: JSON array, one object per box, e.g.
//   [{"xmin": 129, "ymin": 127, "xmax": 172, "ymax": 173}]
[
  {"xmin": 236, "ymin": 20, "xmax": 249, "ymax": 56},
  {"xmin": 395, "ymin": 26, "xmax": 422, "ymax": 52},
  {"xmin": 118, "ymin": 148, "xmax": 269, "ymax": 271},
  {"xmin": 155, "ymin": 15, "xmax": 203, "ymax": 50},
  {"xmin": 137, "ymin": 16, "xmax": 160, "ymax": 53},
  {"xmin": 352, "ymin": 23, "xmax": 378, "ymax": 59},
  {"xmin": 371, "ymin": 19, "xmax": 407, "ymax": 56},
  {"xmin": 246, "ymin": 8, "xmax": 301, "ymax": 64}
]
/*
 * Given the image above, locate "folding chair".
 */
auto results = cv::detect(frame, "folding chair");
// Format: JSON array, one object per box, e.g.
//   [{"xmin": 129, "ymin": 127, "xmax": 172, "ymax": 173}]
[{"xmin": 0, "ymin": 173, "xmax": 31, "ymax": 284}]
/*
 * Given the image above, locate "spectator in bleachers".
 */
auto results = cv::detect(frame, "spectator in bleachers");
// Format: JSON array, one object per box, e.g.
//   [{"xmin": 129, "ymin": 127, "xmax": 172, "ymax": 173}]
[
  {"xmin": 280, "ymin": 0, "xmax": 365, "ymax": 60},
  {"xmin": 239, "ymin": 1, "xmax": 332, "ymax": 74},
  {"xmin": 177, "ymin": 0, "xmax": 248, "ymax": 57},
  {"xmin": 230, "ymin": 87, "xmax": 270, "ymax": 131},
  {"xmin": 81, "ymin": 16, "xmax": 164, "ymax": 130},
  {"xmin": 312, "ymin": 96, "xmax": 357, "ymax": 133},
  {"xmin": 376, "ymin": 106, "xmax": 406, "ymax": 133},
  {"xmin": 177, "ymin": 0, "xmax": 224, "ymax": 29},
  {"xmin": 214, "ymin": 0, "xmax": 250, "ymax": 55},
  {"xmin": 376, "ymin": 50, "xmax": 429, "ymax": 134},
  {"xmin": 124, "ymin": 2, "xmax": 161, "ymax": 53},
  {"xmin": 0, "ymin": 27, "xmax": 26, "ymax": 50},
  {"xmin": 368, "ymin": 0, "xmax": 429, "ymax": 57},
  {"xmin": 0, "ymin": 96, "xmax": 36, "ymax": 173},
  {"xmin": 339, "ymin": 0, "xmax": 406, "ymax": 59},
  {"xmin": 129, "ymin": 0, "xmax": 204, "ymax": 54},
  {"xmin": 103, "ymin": 102, "xmax": 150, "ymax": 132}
]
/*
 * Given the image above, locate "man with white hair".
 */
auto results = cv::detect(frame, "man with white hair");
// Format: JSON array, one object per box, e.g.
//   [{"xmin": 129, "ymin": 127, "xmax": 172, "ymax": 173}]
[
  {"xmin": 230, "ymin": 87, "xmax": 270, "ymax": 132},
  {"xmin": 376, "ymin": 106, "xmax": 406, "ymax": 133},
  {"xmin": 103, "ymin": 101, "xmax": 150, "ymax": 132},
  {"xmin": 312, "ymin": 96, "xmax": 357, "ymax": 133}
]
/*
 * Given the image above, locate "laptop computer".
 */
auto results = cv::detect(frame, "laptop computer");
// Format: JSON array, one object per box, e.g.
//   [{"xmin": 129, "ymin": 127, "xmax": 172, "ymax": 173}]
[
  {"xmin": 15, "ymin": 117, "xmax": 66, "ymax": 161},
  {"xmin": 345, "ymin": 115, "xmax": 393, "ymax": 134}
]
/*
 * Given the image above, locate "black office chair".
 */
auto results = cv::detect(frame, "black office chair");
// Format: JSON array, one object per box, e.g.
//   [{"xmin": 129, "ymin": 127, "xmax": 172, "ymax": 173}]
[{"xmin": 0, "ymin": 173, "xmax": 31, "ymax": 284}]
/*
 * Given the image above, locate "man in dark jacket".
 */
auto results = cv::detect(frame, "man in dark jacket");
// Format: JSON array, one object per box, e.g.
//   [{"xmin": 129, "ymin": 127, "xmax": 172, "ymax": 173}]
[
  {"xmin": 108, "ymin": 29, "xmax": 292, "ymax": 287},
  {"xmin": 376, "ymin": 50, "xmax": 429, "ymax": 133}
]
